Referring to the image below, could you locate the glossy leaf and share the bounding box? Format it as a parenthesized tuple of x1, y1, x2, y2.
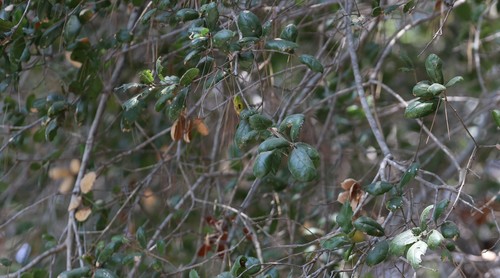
(445, 76, 464, 87)
(295, 143, 320, 166)
(280, 24, 298, 42)
(390, 229, 418, 256)
(168, 88, 187, 121)
(279, 114, 305, 141)
(386, 196, 403, 211)
(425, 53, 444, 84)
(321, 234, 351, 250)
(440, 221, 460, 239)
(45, 119, 58, 141)
(180, 68, 200, 86)
(336, 201, 353, 233)
(248, 114, 273, 130)
(407, 240, 428, 269)
(258, 137, 290, 153)
(288, 146, 317, 182)
(299, 54, 324, 73)
(203, 2, 219, 30)
(399, 162, 420, 187)
(353, 216, 385, 237)
(57, 267, 91, 278)
(265, 39, 298, 54)
(492, 109, 500, 127)
(39, 22, 64, 48)
(253, 151, 275, 178)
(234, 121, 258, 150)
(136, 226, 146, 248)
(404, 98, 439, 118)
(213, 29, 234, 48)
(94, 268, 119, 278)
(64, 15, 82, 42)
(366, 240, 389, 266)
(364, 181, 393, 196)
(427, 83, 447, 96)
(238, 11, 262, 38)
(176, 8, 199, 22)
(433, 199, 449, 222)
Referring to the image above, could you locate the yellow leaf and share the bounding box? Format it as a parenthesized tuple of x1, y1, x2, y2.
(69, 159, 81, 175)
(80, 172, 96, 194)
(75, 206, 92, 222)
(59, 177, 74, 195)
(49, 167, 71, 180)
(68, 196, 82, 211)
(233, 95, 247, 115)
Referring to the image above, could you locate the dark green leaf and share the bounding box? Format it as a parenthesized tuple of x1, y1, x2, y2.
(238, 11, 262, 38)
(321, 234, 351, 250)
(280, 24, 298, 42)
(399, 162, 420, 187)
(0, 257, 12, 267)
(114, 83, 146, 94)
(234, 120, 258, 150)
(366, 240, 389, 266)
(406, 241, 428, 269)
(45, 119, 58, 142)
(136, 226, 146, 248)
(213, 29, 234, 48)
(288, 147, 317, 182)
(216, 272, 234, 278)
(180, 68, 200, 86)
(176, 8, 199, 22)
(390, 229, 418, 256)
(440, 221, 460, 239)
(353, 216, 385, 237)
(168, 88, 188, 121)
(39, 22, 64, 48)
(433, 199, 449, 222)
(295, 143, 320, 166)
(64, 15, 82, 43)
(425, 53, 444, 84)
(404, 0, 415, 13)
(412, 81, 431, 98)
(299, 54, 324, 73)
(203, 2, 219, 30)
(445, 76, 464, 87)
(279, 114, 305, 141)
(264, 39, 298, 54)
(386, 196, 403, 211)
(57, 267, 91, 278)
(427, 83, 446, 96)
(364, 181, 393, 196)
(253, 151, 275, 178)
(258, 137, 290, 153)
(115, 29, 133, 43)
(384, 5, 399, 14)
(248, 114, 273, 130)
(94, 268, 119, 278)
(404, 97, 439, 118)
(337, 202, 353, 233)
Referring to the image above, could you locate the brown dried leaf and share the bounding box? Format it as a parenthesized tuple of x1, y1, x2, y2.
(49, 167, 71, 180)
(171, 116, 185, 141)
(68, 196, 82, 211)
(183, 120, 193, 143)
(80, 171, 96, 194)
(193, 118, 209, 136)
(338, 178, 364, 210)
(75, 206, 92, 222)
(59, 177, 74, 195)
(69, 159, 81, 175)
(341, 178, 358, 190)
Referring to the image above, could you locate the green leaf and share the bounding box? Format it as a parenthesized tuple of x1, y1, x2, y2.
(57, 267, 91, 278)
(234, 120, 258, 150)
(366, 240, 389, 266)
(279, 114, 305, 141)
(404, 97, 439, 118)
(253, 151, 275, 178)
(353, 216, 385, 237)
(64, 15, 82, 43)
(258, 137, 290, 153)
(280, 24, 298, 42)
(403, 0, 415, 13)
(154, 85, 176, 112)
(364, 181, 393, 196)
(299, 54, 324, 73)
(433, 199, 449, 222)
(203, 2, 219, 30)
(406, 241, 428, 269)
(168, 88, 188, 121)
(425, 53, 444, 84)
(0, 257, 12, 267)
(427, 83, 447, 96)
(248, 114, 273, 130)
(180, 68, 200, 86)
(412, 81, 431, 98)
(399, 162, 420, 188)
(492, 109, 500, 127)
(115, 29, 133, 43)
(139, 69, 154, 85)
(213, 29, 234, 48)
(288, 147, 317, 182)
(136, 226, 146, 248)
(445, 76, 464, 87)
(427, 229, 444, 249)
(321, 234, 351, 250)
(440, 221, 460, 239)
(336, 202, 353, 233)
(114, 83, 146, 94)
(176, 8, 199, 22)
(264, 39, 298, 54)
(48, 101, 67, 117)
(94, 268, 119, 278)
(45, 119, 58, 142)
(39, 21, 64, 48)
(295, 143, 320, 166)
(420, 204, 434, 230)
(386, 196, 403, 211)
(189, 269, 200, 278)
(238, 11, 262, 38)
(390, 229, 418, 256)
(216, 272, 234, 278)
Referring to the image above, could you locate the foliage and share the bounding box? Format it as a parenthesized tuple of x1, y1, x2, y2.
(1, 0, 499, 277)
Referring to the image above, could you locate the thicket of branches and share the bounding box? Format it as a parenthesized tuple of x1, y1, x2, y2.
(1, 0, 499, 277)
